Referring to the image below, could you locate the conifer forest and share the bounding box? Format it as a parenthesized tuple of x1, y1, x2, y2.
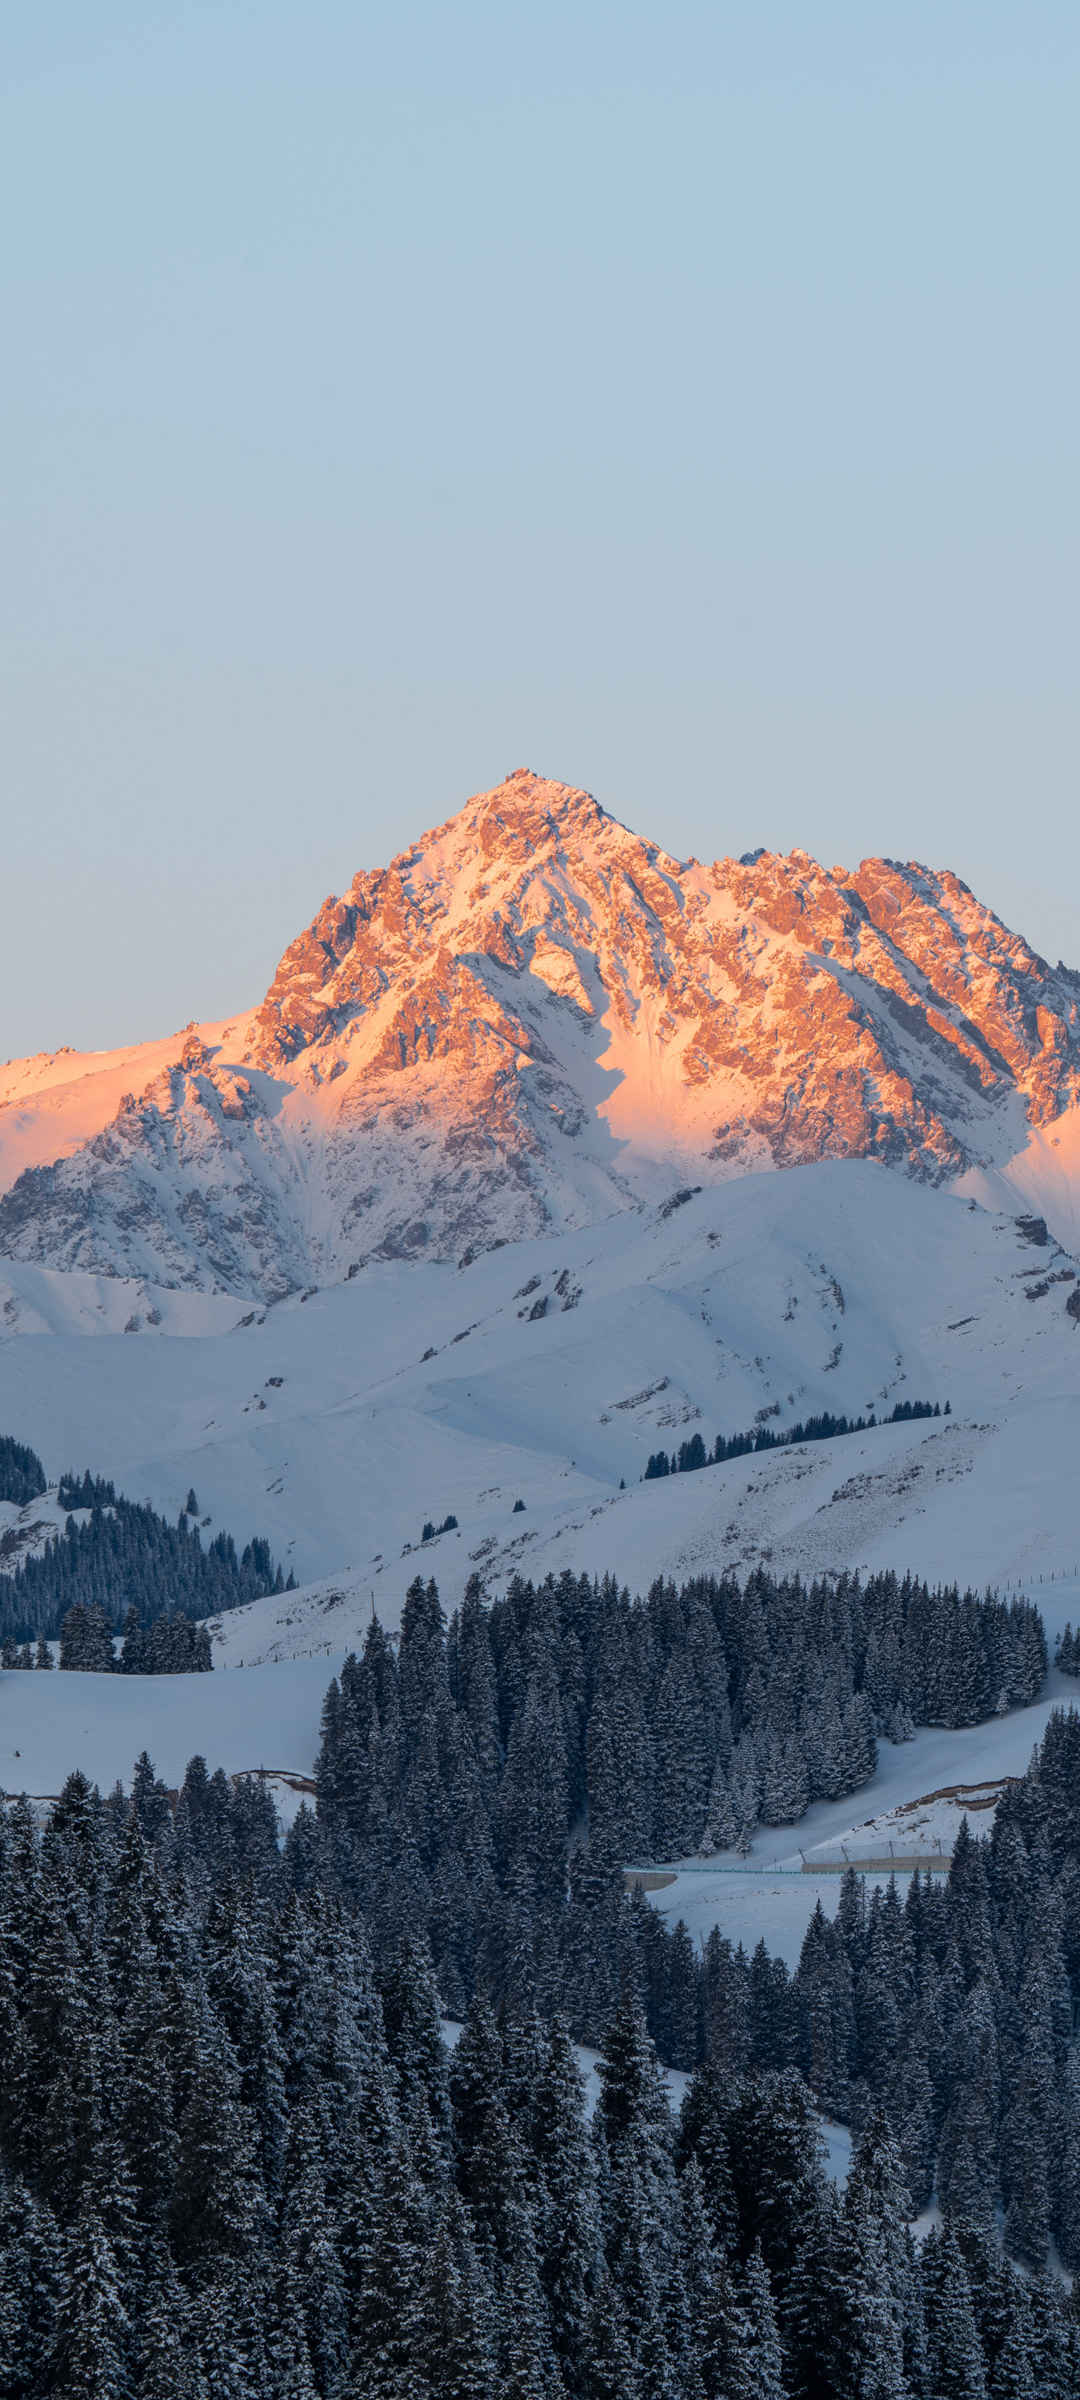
(3, 1558, 1080, 2394)
(0, 1475, 291, 1653)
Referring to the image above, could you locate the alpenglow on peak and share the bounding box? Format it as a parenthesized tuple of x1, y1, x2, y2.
(0, 768, 1078, 1295)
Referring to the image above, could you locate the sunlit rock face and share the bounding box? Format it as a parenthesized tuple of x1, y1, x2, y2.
(2, 768, 1079, 1295)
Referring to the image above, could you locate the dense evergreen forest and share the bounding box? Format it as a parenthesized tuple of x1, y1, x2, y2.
(310, 1568, 1076, 2267)
(0, 1554, 1072, 2391)
(0, 1435, 47, 1507)
(0, 1471, 292, 1649)
(644, 1397, 947, 1481)
(2, 1713, 1080, 2394)
(315, 1566, 1045, 1949)
(787, 1711, 1080, 2274)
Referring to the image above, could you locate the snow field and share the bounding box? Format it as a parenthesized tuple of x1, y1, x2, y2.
(0, 1656, 339, 1801)
(3, 1162, 1078, 1677)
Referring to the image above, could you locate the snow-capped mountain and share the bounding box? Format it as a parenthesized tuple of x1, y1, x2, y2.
(3, 768, 1080, 1299)
(8, 761, 1080, 2293)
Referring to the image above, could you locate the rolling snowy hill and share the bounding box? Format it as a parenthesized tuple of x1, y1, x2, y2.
(0, 1160, 1078, 1661)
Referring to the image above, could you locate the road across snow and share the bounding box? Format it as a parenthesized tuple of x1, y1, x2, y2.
(644, 1636, 1080, 1966)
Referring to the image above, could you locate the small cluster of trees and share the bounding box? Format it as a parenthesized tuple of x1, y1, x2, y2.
(787, 1709, 1080, 2277)
(1056, 1623, 1080, 1675)
(58, 1601, 212, 1673)
(0, 1634, 52, 1671)
(56, 1469, 118, 1510)
(2, 1607, 213, 1672)
(0, 1467, 292, 1648)
(420, 1512, 459, 1542)
(644, 1398, 948, 1482)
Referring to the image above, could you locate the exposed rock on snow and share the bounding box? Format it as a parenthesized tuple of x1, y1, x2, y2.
(3, 771, 1080, 1295)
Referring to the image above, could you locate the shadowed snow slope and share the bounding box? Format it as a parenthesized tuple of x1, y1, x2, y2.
(0, 1162, 1078, 1667)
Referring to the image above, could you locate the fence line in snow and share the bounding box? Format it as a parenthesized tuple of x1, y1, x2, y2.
(625, 1851, 953, 1888)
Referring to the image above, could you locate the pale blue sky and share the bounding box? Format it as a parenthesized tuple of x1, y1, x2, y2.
(3, 3, 1077, 1055)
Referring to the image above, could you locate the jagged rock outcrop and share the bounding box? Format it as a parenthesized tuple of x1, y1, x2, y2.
(2, 769, 1078, 1295)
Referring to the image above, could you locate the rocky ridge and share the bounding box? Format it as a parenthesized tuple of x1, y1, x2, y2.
(2, 769, 1079, 1296)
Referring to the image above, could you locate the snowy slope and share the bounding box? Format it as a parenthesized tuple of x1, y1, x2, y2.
(0, 1015, 254, 1187)
(0, 1655, 336, 1800)
(0, 1257, 245, 1339)
(1, 1161, 1078, 1651)
(0, 1163, 1076, 1634)
(957, 1101, 1080, 1258)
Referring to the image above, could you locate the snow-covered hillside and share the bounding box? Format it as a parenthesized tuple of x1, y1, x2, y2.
(1, 1162, 1078, 1660)
(4, 769, 1080, 1296)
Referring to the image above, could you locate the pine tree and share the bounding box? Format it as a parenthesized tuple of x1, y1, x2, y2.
(453, 1575, 503, 1798)
(48, 2203, 132, 2400)
(498, 1669, 569, 1917)
(922, 2224, 988, 2400)
(531, 2016, 599, 2388)
(130, 1749, 172, 1842)
(700, 1759, 739, 1855)
(594, 1996, 683, 2395)
(378, 1934, 454, 2156)
(415, 2203, 498, 2400)
(580, 2273, 636, 2400)
(843, 2110, 912, 2400)
(169, 1998, 262, 2273)
(349, 2133, 434, 2399)
(737, 2244, 785, 2400)
(796, 1901, 852, 2115)
(0, 2174, 59, 2400)
(137, 2261, 199, 2400)
(450, 1992, 530, 2268)
(267, 2270, 321, 2400)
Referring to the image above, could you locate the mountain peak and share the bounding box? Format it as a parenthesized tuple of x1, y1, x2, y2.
(3, 769, 1080, 1296)
(407, 767, 616, 868)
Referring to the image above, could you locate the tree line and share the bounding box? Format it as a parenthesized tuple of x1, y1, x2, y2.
(1, 1609, 213, 1674)
(644, 1398, 947, 1482)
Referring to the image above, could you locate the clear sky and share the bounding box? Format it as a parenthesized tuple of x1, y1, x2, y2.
(3, 2, 1077, 1056)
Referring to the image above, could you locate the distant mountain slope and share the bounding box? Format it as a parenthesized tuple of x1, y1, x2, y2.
(1, 1163, 1077, 1643)
(2, 770, 1080, 1296)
